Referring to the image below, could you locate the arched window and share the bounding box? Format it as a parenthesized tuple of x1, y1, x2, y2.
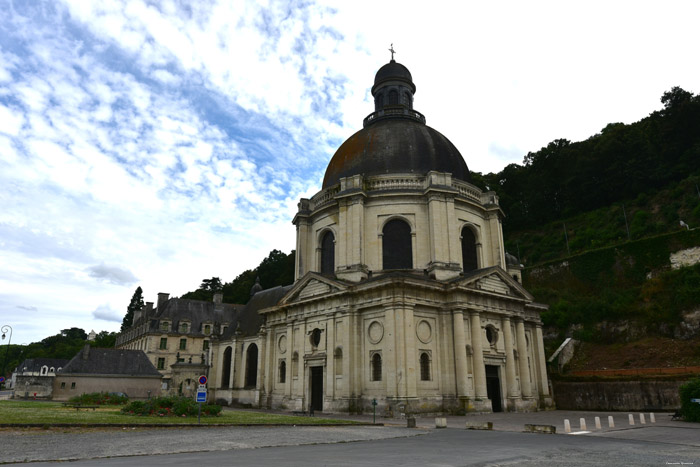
(461, 226, 478, 272)
(403, 92, 412, 109)
(279, 360, 286, 384)
(382, 219, 412, 270)
(320, 231, 335, 275)
(375, 93, 384, 109)
(420, 353, 431, 381)
(40, 366, 48, 376)
(245, 344, 258, 388)
(221, 346, 232, 388)
(371, 353, 382, 381)
(388, 89, 398, 106)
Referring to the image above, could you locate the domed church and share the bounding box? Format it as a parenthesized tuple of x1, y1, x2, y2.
(222, 58, 555, 415)
(121, 58, 553, 414)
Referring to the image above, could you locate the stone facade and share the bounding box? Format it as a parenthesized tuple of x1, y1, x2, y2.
(52, 345, 162, 401)
(116, 293, 240, 395)
(120, 59, 553, 415)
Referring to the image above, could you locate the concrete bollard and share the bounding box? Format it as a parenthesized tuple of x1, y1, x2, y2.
(564, 419, 571, 433)
(639, 413, 646, 425)
(579, 418, 587, 431)
(628, 414, 635, 426)
(465, 421, 493, 430)
(650, 413, 656, 423)
(524, 424, 556, 434)
(595, 416, 601, 429)
(435, 417, 447, 429)
(407, 416, 416, 428)
(608, 416, 615, 428)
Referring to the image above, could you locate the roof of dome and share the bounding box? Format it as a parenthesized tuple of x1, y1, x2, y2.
(373, 60, 415, 93)
(322, 118, 470, 188)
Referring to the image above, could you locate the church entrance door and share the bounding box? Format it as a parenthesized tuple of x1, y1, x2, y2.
(310, 366, 323, 413)
(485, 365, 502, 412)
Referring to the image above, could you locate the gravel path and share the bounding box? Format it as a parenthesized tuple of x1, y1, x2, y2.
(0, 425, 427, 464)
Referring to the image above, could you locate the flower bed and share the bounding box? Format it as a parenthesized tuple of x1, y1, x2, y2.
(121, 396, 221, 417)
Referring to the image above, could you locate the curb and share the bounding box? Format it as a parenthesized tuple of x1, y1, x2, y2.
(0, 422, 383, 428)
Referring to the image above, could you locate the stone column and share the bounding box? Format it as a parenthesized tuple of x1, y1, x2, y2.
(534, 324, 550, 396)
(515, 318, 532, 398)
(501, 316, 518, 398)
(326, 315, 336, 400)
(285, 323, 293, 398)
(384, 306, 397, 398)
(293, 208, 310, 280)
(452, 309, 469, 397)
(230, 337, 238, 389)
(403, 305, 417, 398)
(469, 311, 488, 398)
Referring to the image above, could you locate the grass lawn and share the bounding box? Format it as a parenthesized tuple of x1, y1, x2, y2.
(0, 401, 360, 426)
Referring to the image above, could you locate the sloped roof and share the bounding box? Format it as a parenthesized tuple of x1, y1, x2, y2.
(150, 299, 241, 333)
(16, 358, 69, 373)
(223, 285, 293, 338)
(61, 345, 161, 377)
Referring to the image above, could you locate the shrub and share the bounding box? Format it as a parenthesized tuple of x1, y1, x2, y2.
(679, 377, 700, 422)
(121, 396, 221, 417)
(69, 392, 128, 405)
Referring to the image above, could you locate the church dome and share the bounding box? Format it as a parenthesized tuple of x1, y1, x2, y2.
(322, 60, 470, 188)
(323, 118, 470, 188)
(372, 60, 415, 94)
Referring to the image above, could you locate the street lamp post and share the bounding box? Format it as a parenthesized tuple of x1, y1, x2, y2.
(1, 325, 12, 388)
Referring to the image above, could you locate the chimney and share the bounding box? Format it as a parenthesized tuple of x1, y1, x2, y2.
(213, 293, 223, 304)
(133, 306, 143, 323)
(145, 302, 154, 316)
(82, 344, 90, 361)
(157, 293, 170, 311)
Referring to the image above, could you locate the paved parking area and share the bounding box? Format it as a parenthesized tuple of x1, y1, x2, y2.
(1, 409, 698, 464)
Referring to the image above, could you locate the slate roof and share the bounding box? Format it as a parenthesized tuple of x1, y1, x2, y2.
(61, 345, 161, 377)
(149, 299, 241, 334)
(16, 358, 69, 374)
(222, 285, 293, 338)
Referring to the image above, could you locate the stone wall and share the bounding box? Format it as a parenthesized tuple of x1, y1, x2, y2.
(13, 375, 55, 399)
(553, 380, 687, 411)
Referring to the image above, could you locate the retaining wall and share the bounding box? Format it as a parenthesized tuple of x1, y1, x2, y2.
(553, 380, 688, 411)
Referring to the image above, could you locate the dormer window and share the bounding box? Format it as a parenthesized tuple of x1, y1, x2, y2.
(161, 321, 170, 332)
(180, 322, 189, 333)
(204, 324, 211, 335)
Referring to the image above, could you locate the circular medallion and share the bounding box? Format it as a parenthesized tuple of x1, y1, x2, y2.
(368, 321, 384, 344)
(278, 334, 287, 354)
(416, 320, 432, 344)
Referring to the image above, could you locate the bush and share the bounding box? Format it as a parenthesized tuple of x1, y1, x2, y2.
(69, 392, 128, 405)
(121, 396, 221, 417)
(679, 377, 700, 422)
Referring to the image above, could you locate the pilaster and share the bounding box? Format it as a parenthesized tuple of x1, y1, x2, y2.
(469, 311, 488, 399)
(515, 318, 532, 398)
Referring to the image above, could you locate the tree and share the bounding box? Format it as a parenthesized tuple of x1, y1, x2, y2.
(200, 277, 223, 292)
(93, 331, 118, 348)
(121, 286, 144, 331)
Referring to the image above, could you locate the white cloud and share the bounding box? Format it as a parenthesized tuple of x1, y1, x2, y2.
(87, 264, 139, 286)
(92, 304, 122, 322)
(1, 0, 698, 344)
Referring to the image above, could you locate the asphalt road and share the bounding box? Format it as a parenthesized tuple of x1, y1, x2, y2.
(9, 426, 700, 467)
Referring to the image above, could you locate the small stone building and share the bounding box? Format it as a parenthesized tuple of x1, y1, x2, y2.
(12, 358, 68, 399)
(52, 345, 162, 401)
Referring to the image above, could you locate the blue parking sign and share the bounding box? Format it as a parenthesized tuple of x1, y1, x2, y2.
(196, 390, 207, 403)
